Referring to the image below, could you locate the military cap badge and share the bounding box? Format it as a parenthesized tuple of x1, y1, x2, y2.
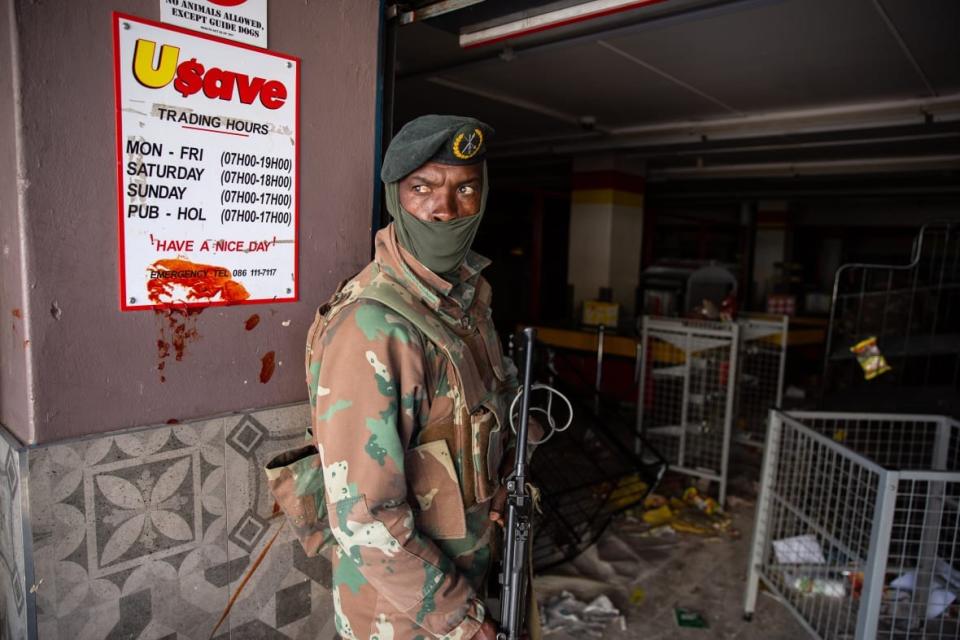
(452, 127, 484, 160)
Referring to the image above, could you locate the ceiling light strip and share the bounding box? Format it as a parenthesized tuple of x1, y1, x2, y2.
(650, 154, 960, 179)
(459, 0, 669, 49)
(612, 93, 960, 136)
(395, 0, 487, 25)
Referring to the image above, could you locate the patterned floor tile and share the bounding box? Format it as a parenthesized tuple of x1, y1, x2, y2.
(105, 588, 151, 640)
(224, 534, 334, 638)
(282, 587, 338, 640)
(223, 410, 310, 562)
(29, 418, 228, 639)
(292, 541, 332, 589)
(15, 406, 328, 640)
(275, 580, 311, 628)
(0, 429, 29, 640)
(227, 509, 270, 555)
(203, 555, 248, 588)
(133, 560, 229, 639)
(228, 619, 290, 639)
(88, 451, 201, 573)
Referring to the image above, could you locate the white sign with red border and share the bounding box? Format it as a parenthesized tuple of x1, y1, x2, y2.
(160, 0, 268, 48)
(114, 13, 299, 311)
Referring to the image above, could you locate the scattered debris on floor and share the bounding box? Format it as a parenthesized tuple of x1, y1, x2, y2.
(531, 480, 810, 639)
(883, 557, 960, 622)
(785, 573, 846, 598)
(772, 533, 825, 564)
(620, 486, 738, 538)
(769, 533, 960, 623)
(531, 477, 765, 637)
(674, 607, 709, 629)
(540, 591, 622, 637)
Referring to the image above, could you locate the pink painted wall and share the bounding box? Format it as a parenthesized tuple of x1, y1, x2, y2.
(0, 0, 31, 442)
(2, 0, 381, 444)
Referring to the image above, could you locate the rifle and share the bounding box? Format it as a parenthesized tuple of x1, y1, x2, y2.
(497, 327, 537, 640)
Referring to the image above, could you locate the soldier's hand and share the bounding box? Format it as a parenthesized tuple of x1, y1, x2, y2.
(527, 415, 545, 444)
(470, 617, 499, 640)
(492, 414, 545, 527)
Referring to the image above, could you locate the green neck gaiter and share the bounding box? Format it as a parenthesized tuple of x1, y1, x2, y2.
(385, 164, 488, 279)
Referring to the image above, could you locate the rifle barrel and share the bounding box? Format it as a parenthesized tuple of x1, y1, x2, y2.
(498, 327, 536, 640)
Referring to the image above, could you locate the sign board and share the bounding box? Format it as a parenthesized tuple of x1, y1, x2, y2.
(113, 13, 299, 311)
(160, 0, 268, 48)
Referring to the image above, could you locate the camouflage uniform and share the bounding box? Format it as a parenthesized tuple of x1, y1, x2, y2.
(305, 224, 516, 640)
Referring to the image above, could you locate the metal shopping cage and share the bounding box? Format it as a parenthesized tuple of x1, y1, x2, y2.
(638, 316, 739, 504)
(822, 220, 960, 418)
(735, 316, 789, 446)
(637, 315, 787, 503)
(744, 410, 960, 639)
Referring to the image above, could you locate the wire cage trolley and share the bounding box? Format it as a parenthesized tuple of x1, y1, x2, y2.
(637, 315, 787, 504)
(735, 316, 789, 446)
(637, 316, 740, 505)
(822, 220, 960, 417)
(744, 411, 960, 640)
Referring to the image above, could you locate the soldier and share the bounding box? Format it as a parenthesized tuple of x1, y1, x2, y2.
(306, 115, 515, 640)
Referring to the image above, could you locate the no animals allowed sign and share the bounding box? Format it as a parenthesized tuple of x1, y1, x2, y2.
(160, 0, 268, 48)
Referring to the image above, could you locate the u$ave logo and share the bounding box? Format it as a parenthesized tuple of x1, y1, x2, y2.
(132, 39, 287, 110)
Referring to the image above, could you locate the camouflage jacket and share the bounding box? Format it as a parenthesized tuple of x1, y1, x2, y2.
(305, 224, 517, 640)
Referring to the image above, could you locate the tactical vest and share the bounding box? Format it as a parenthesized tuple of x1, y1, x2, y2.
(268, 262, 513, 557)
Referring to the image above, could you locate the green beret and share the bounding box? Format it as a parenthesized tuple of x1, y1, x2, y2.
(381, 114, 494, 183)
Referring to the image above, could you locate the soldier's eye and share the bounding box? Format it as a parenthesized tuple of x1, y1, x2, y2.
(412, 185, 430, 194)
(459, 185, 476, 195)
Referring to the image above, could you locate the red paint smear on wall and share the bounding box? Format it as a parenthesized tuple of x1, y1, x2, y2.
(147, 258, 250, 306)
(260, 351, 276, 383)
(245, 314, 261, 331)
(154, 307, 203, 382)
(11, 309, 21, 319)
(148, 258, 250, 382)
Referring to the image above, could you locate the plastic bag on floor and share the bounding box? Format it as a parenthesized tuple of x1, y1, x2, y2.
(541, 591, 621, 637)
(887, 560, 959, 621)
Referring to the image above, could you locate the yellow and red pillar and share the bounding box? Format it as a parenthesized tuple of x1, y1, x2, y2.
(567, 158, 646, 320)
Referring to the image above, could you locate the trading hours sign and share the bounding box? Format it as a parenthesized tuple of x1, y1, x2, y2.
(113, 13, 299, 311)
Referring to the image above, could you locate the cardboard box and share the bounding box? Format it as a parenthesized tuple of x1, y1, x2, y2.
(582, 300, 619, 327)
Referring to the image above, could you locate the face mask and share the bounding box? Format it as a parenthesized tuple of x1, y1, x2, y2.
(385, 163, 488, 279)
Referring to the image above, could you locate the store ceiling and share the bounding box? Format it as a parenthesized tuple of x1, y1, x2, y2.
(393, 0, 960, 181)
